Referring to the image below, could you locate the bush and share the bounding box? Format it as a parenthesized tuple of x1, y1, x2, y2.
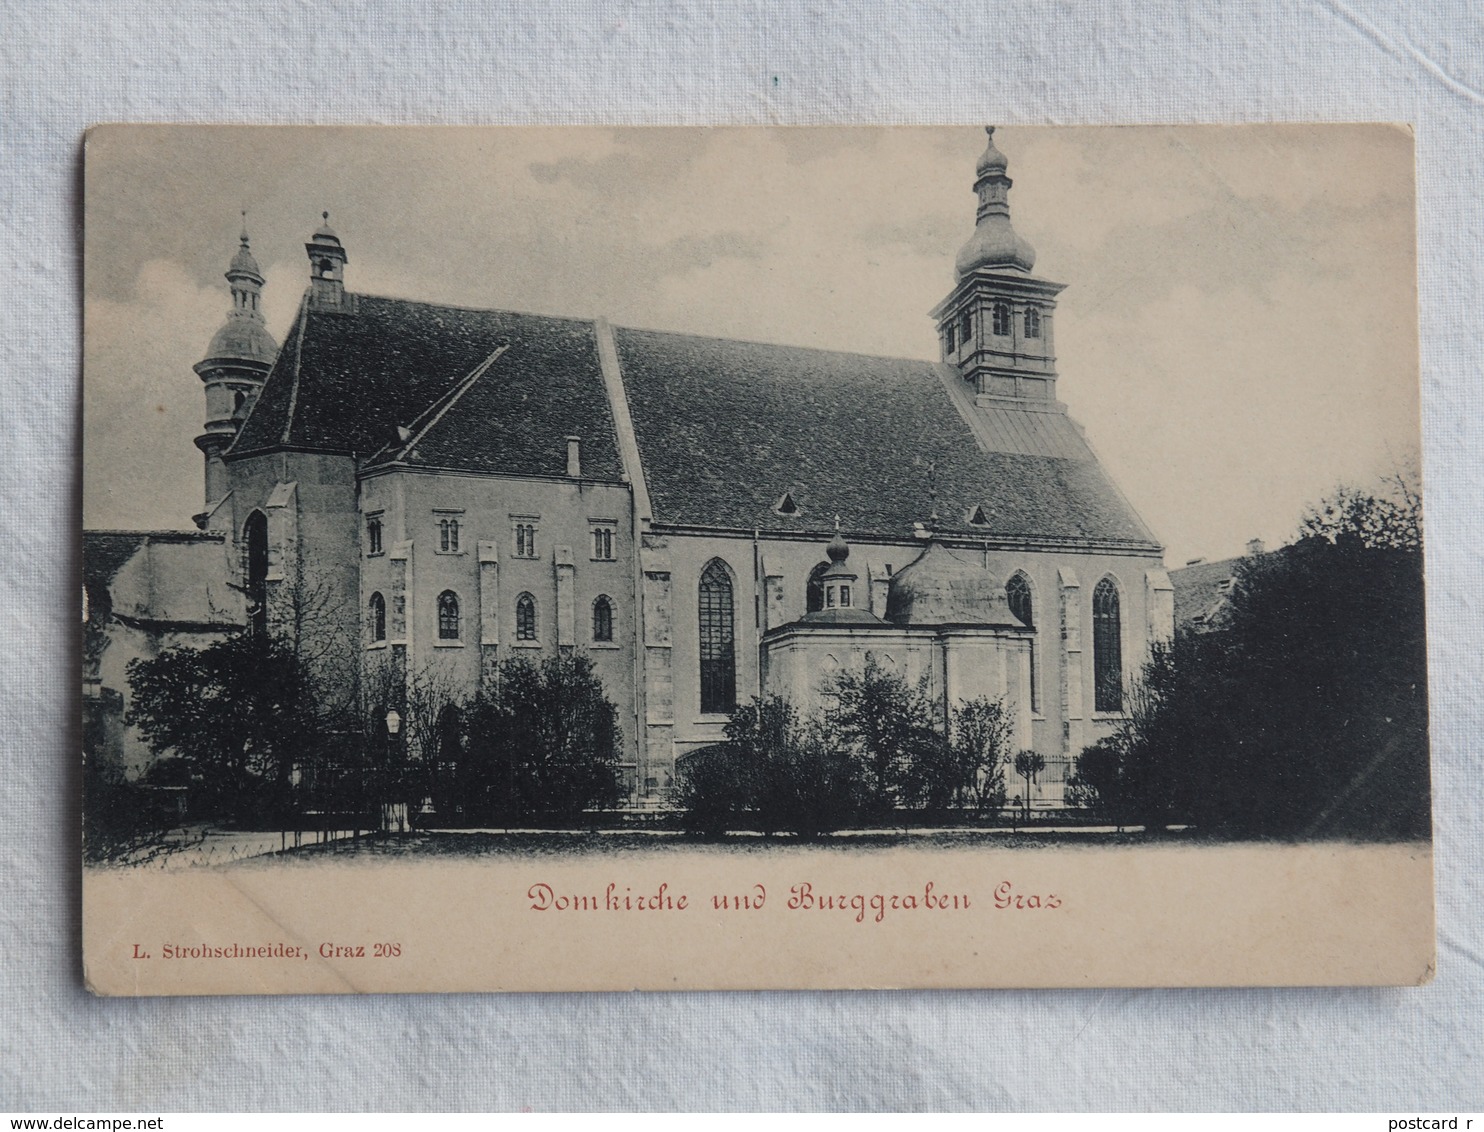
(671, 697, 867, 837)
(460, 653, 624, 824)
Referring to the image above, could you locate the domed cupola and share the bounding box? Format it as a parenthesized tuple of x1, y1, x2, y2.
(799, 522, 888, 626)
(931, 127, 1067, 409)
(885, 539, 1022, 628)
(194, 218, 278, 516)
(954, 127, 1037, 277)
(202, 223, 278, 366)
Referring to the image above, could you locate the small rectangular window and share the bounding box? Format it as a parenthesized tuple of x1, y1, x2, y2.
(434, 510, 464, 554)
(944, 323, 956, 354)
(512, 518, 539, 559)
(591, 524, 616, 561)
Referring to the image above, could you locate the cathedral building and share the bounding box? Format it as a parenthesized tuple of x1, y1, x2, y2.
(164, 128, 1173, 806)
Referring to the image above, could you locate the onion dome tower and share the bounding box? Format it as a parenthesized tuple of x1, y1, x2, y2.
(194, 217, 278, 513)
(799, 521, 887, 626)
(929, 127, 1067, 409)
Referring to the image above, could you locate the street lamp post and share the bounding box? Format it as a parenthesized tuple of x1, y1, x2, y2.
(385, 709, 404, 834)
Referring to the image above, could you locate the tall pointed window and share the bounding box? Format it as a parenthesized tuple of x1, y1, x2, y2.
(368, 592, 386, 643)
(1024, 306, 1042, 339)
(805, 561, 831, 613)
(1006, 572, 1038, 712)
(992, 302, 1012, 337)
(244, 510, 268, 638)
(592, 595, 614, 642)
(698, 559, 736, 714)
(516, 593, 537, 641)
(959, 308, 973, 345)
(1093, 577, 1123, 712)
(437, 591, 461, 641)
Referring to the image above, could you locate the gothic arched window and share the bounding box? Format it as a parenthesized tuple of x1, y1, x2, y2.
(243, 510, 268, 638)
(1093, 577, 1123, 712)
(516, 592, 537, 641)
(1024, 306, 1042, 339)
(368, 592, 386, 643)
(992, 302, 1012, 337)
(699, 559, 736, 714)
(437, 590, 461, 641)
(593, 595, 614, 642)
(806, 561, 831, 613)
(1006, 572, 1038, 712)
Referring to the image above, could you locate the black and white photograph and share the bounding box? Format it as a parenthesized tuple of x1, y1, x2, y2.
(80, 124, 1432, 993)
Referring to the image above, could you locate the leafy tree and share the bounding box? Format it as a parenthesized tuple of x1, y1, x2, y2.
(124, 633, 327, 824)
(901, 696, 1012, 815)
(1080, 474, 1429, 840)
(827, 655, 941, 813)
(671, 695, 866, 837)
(461, 653, 623, 822)
(1012, 749, 1047, 822)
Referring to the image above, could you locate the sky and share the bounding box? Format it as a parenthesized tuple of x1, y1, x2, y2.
(82, 124, 1420, 567)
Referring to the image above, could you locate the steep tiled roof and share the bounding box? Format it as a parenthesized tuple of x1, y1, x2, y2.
(82, 531, 238, 630)
(227, 292, 1157, 548)
(83, 532, 151, 594)
(232, 296, 624, 481)
(613, 328, 1158, 546)
(1170, 548, 1289, 631)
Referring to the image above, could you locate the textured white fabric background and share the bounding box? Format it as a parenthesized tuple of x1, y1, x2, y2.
(3, 0, 1481, 1112)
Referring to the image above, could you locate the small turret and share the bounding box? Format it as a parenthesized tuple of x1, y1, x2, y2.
(194, 217, 277, 515)
(799, 520, 887, 626)
(306, 211, 349, 310)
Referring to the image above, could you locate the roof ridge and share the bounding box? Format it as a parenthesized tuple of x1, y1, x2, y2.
(279, 293, 311, 447)
(84, 529, 223, 539)
(348, 290, 948, 369)
(348, 291, 599, 325)
(387, 342, 512, 462)
(613, 321, 940, 368)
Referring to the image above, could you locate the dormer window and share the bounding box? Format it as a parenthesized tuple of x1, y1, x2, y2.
(1024, 306, 1042, 339)
(773, 492, 800, 517)
(967, 504, 990, 527)
(992, 302, 1012, 337)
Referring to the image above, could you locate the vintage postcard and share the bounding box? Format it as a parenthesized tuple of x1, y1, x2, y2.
(82, 125, 1432, 994)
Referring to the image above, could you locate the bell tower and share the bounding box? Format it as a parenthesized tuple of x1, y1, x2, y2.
(306, 211, 350, 311)
(194, 217, 277, 515)
(930, 128, 1067, 410)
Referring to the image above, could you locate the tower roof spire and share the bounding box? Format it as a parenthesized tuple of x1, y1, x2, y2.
(954, 125, 1036, 277)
